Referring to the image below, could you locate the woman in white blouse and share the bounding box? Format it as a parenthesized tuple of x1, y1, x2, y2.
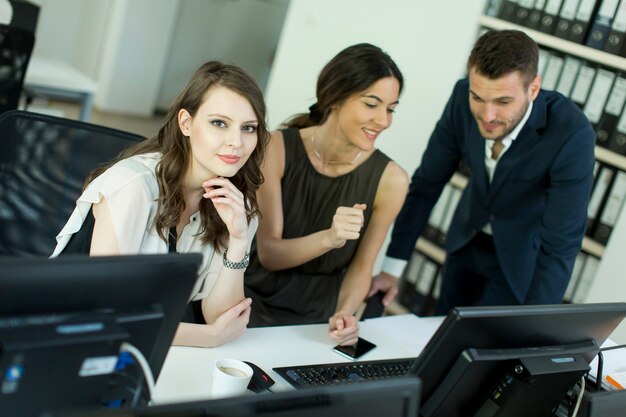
(51, 61, 270, 347)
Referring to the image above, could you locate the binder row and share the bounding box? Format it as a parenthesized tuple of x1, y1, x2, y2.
(586, 162, 626, 245)
(399, 164, 468, 314)
(402, 242, 604, 307)
(537, 45, 626, 155)
(398, 251, 442, 316)
(563, 251, 601, 302)
(420, 177, 464, 248)
(485, 0, 626, 58)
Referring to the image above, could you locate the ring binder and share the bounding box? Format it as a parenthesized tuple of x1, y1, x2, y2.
(586, 0, 621, 50)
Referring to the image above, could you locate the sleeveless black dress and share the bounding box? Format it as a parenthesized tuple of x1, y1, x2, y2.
(244, 128, 391, 326)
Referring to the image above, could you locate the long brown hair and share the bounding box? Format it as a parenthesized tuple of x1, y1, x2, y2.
(283, 43, 404, 129)
(86, 61, 270, 250)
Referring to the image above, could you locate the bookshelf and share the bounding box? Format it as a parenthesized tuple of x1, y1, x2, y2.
(478, 15, 626, 70)
(394, 1, 626, 316)
(596, 145, 626, 171)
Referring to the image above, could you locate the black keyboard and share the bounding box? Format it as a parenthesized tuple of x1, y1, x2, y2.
(273, 357, 415, 388)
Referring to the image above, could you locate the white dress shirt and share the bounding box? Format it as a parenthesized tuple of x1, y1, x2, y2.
(51, 152, 258, 301)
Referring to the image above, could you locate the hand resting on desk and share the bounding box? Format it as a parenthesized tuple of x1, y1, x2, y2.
(328, 312, 359, 346)
(174, 298, 252, 347)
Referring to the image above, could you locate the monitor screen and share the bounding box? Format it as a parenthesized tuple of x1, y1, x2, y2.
(58, 377, 421, 417)
(411, 303, 626, 417)
(0, 253, 201, 417)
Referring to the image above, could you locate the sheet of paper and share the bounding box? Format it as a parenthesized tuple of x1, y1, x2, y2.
(364, 314, 444, 355)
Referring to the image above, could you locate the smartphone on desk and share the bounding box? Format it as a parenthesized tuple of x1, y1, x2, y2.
(333, 337, 377, 361)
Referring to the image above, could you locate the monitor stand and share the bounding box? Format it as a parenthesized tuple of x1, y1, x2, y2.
(422, 340, 597, 417)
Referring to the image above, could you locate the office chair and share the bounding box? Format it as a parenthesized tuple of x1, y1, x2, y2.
(0, 23, 34, 114)
(0, 110, 145, 256)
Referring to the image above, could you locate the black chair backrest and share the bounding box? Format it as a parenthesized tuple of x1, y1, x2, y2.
(0, 23, 34, 114)
(0, 110, 145, 256)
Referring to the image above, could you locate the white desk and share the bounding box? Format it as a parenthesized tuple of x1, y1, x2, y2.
(24, 57, 98, 122)
(153, 314, 443, 405)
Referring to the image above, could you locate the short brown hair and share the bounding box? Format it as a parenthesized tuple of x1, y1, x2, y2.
(467, 30, 538, 87)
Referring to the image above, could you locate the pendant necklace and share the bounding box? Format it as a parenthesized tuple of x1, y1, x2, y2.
(310, 131, 362, 165)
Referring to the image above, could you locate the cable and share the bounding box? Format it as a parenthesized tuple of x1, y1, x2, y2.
(594, 343, 626, 392)
(570, 376, 585, 417)
(600, 343, 626, 352)
(119, 342, 156, 405)
(596, 351, 604, 392)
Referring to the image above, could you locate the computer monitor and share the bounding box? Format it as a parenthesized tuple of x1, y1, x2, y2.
(580, 389, 626, 417)
(0, 253, 201, 417)
(411, 303, 626, 417)
(59, 377, 421, 417)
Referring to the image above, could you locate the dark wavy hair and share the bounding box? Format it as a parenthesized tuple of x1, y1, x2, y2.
(282, 43, 404, 128)
(86, 61, 270, 250)
(467, 30, 538, 87)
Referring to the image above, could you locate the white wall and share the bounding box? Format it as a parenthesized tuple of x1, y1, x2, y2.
(94, 0, 180, 115)
(30, 0, 112, 80)
(30, 0, 82, 64)
(30, 0, 180, 115)
(586, 212, 626, 343)
(156, 0, 289, 111)
(72, 1, 113, 80)
(32, 0, 111, 79)
(29, 0, 288, 116)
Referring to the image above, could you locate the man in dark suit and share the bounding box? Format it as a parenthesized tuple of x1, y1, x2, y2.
(370, 30, 595, 314)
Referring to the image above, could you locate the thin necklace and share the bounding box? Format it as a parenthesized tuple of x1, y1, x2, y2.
(310, 130, 363, 165)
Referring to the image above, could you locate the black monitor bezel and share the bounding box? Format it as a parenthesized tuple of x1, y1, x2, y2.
(0, 253, 201, 378)
(59, 377, 422, 417)
(411, 302, 626, 412)
(581, 388, 626, 417)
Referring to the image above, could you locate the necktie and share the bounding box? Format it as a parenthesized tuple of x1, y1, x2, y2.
(490, 139, 504, 160)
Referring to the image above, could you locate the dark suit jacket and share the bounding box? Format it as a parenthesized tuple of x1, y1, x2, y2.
(387, 78, 595, 303)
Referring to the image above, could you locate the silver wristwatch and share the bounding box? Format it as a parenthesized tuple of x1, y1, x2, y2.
(222, 248, 250, 269)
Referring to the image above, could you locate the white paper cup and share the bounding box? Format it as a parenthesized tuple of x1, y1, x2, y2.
(210, 358, 253, 398)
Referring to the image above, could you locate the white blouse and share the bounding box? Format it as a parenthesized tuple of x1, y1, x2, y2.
(51, 152, 258, 301)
